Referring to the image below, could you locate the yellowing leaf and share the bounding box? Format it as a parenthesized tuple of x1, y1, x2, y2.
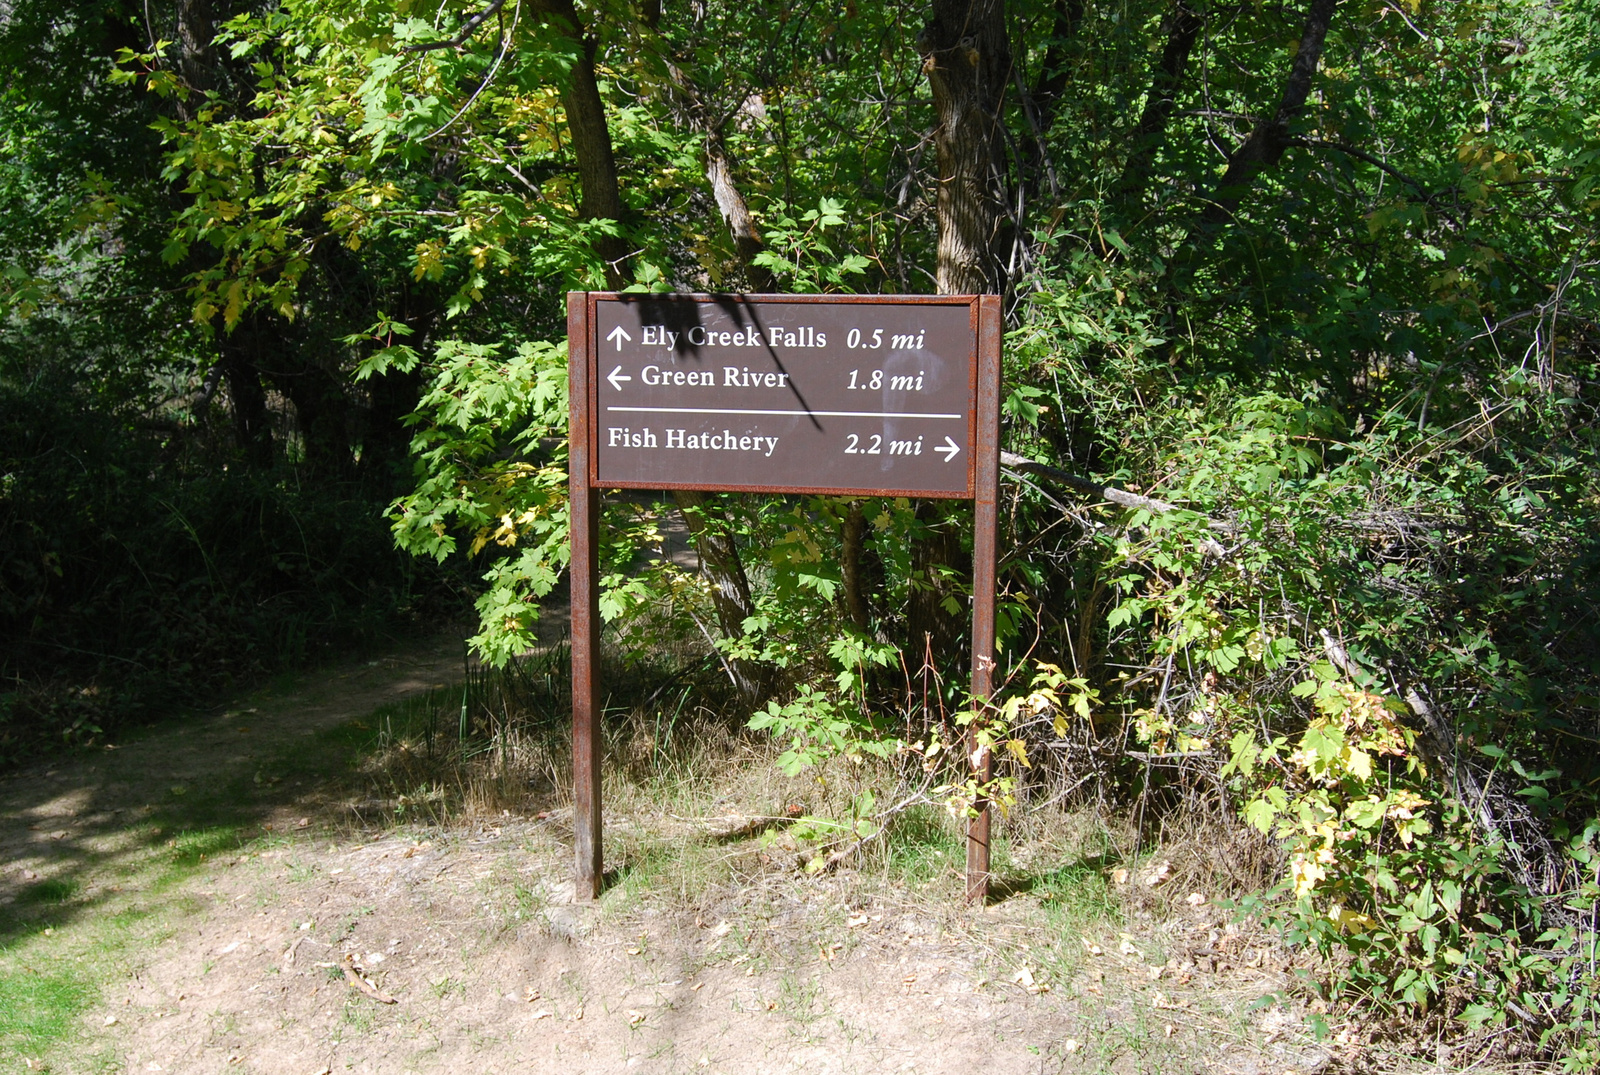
(1291, 852, 1327, 898)
(223, 279, 245, 329)
(1329, 906, 1374, 934)
(413, 240, 445, 282)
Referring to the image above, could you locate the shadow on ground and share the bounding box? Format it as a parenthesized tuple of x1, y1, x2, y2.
(0, 636, 470, 950)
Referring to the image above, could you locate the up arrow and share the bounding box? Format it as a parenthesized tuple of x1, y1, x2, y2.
(935, 436, 961, 462)
(606, 365, 632, 392)
(606, 325, 633, 351)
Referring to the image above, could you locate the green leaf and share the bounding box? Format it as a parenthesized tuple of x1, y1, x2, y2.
(1244, 797, 1279, 833)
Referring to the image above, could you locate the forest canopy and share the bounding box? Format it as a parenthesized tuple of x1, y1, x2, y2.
(1, 0, 1597, 1057)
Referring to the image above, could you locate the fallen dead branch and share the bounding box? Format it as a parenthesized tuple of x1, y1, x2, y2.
(281, 934, 307, 968)
(1000, 451, 1447, 551)
(1000, 451, 1237, 535)
(1001, 451, 1231, 558)
(1320, 628, 1568, 897)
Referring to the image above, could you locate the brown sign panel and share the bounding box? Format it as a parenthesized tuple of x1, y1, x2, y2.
(582, 294, 980, 498)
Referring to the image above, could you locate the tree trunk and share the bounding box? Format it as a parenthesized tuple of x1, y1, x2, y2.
(533, 0, 631, 288)
(671, 489, 765, 702)
(1113, 0, 1204, 215)
(910, 0, 1011, 674)
(270, 362, 352, 476)
(217, 330, 274, 469)
(533, 3, 766, 693)
(904, 499, 967, 672)
(174, 0, 215, 122)
(918, 0, 1013, 296)
(841, 501, 870, 632)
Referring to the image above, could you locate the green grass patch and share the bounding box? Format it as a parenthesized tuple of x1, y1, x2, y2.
(881, 805, 962, 885)
(0, 728, 324, 1063)
(1033, 861, 1123, 931)
(0, 956, 96, 1061)
(168, 826, 244, 868)
(16, 878, 78, 905)
(0, 834, 234, 1065)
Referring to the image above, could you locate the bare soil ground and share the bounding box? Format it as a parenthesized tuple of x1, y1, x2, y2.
(1, 636, 1361, 1075)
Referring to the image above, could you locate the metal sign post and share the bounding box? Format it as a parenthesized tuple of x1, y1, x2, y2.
(567, 292, 1001, 902)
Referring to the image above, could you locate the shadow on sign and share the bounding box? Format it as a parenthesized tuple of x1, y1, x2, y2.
(615, 294, 819, 427)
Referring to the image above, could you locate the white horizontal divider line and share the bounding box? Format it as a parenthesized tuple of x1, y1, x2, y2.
(604, 406, 964, 419)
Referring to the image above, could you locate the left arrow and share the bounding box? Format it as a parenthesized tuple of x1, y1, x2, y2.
(606, 325, 633, 351)
(607, 365, 633, 392)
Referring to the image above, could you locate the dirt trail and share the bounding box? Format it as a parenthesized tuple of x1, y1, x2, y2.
(1, 639, 467, 899)
(1, 637, 1337, 1075)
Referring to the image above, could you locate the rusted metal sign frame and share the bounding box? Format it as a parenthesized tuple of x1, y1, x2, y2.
(568, 291, 1001, 903)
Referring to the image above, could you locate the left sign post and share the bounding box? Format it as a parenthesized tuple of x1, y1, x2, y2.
(567, 292, 604, 900)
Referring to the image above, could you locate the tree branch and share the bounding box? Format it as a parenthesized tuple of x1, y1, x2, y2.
(1288, 136, 1465, 228)
(1001, 450, 1438, 549)
(1029, 0, 1085, 132)
(1290, 137, 1429, 200)
(527, 0, 629, 287)
(1172, 0, 1339, 264)
(1012, 0, 1084, 204)
(400, 0, 507, 53)
(1113, 0, 1204, 213)
(657, 56, 776, 291)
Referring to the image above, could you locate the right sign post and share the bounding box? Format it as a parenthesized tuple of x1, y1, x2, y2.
(568, 292, 1003, 903)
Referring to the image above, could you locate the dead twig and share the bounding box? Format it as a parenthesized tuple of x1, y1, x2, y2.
(1000, 452, 1234, 531)
(282, 934, 308, 968)
(1001, 451, 1445, 553)
(342, 955, 398, 1004)
(690, 811, 803, 843)
(819, 791, 930, 872)
(1322, 629, 1570, 897)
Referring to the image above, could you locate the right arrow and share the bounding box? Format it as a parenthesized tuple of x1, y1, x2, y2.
(936, 436, 961, 462)
(606, 325, 633, 351)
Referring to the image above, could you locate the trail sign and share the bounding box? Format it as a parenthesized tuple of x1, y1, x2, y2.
(567, 292, 1002, 905)
(582, 294, 984, 497)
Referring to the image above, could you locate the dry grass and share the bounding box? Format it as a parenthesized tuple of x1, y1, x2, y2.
(310, 644, 1570, 1075)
